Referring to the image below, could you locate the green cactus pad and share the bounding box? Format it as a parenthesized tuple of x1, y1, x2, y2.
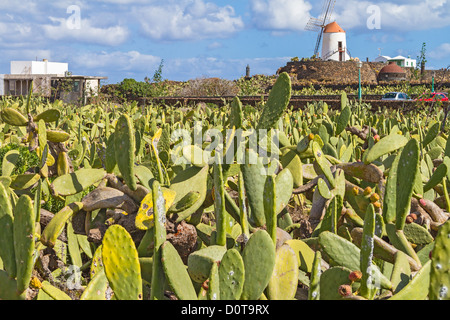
(52, 168, 106, 196)
(390, 251, 412, 294)
(267, 244, 299, 300)
(336, 106, 351, 136)
(10, 173, 40, 190)
(0, 182, 16, 278)
(240, 230, 276, 300)
(40, 280, 72, 300)
(241, 150, 267, 227)
(135, 188, 176, 230)
(389, 260, 431, 300)
(0, 270, 19, 300)
(423, 162, 447, 193)
(359, 204, 377, 299)
(317, 178, 332, 199)
(363, 134, 408, 164)
(1, 108, 28, 126)
(46, 130, 71, 143)
(229, 96, 243, 129)
(80, 268, 109, 300)
(13, 195, 36, 294)
(423, 122, 440, 148)
(90, 244, 104, 279)
(319, 231, 360, 271)
(320, 266, 353, 300)
(105, 133, 117, 173)
(161, 241, 197, 300)
(40, 202, 83, 248)
(102, 224, 142, 300)
(218, 248, 245, 300)
(114, 114, 137, 191)
(280, 149, 303, 188)
(33, 109, 61, 123)
(395, 139, 419, 231)
(403, 222, 434, 245)
(170, 165, 208, 222)
(208, 260, 220, 300)
(168, 191, 200, 214)
(2, 149, 20, 177)
(256, 72, 291, 130)
(285, 239, 315, 273)
(312, 141, 335, 188)
(429, 220, 450, 300)
(308, 250, 322, 300)
(187, 245, 227, 284)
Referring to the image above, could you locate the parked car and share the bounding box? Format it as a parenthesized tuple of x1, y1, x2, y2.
(414, 92, 449, 102)
(381, 92, 411, 101)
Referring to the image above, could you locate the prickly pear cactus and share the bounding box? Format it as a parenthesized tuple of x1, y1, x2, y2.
(429, 220, 450, 300)
(161, 241, 197, 300)
(267, 244, 299, 300)
(256, 72, 291, 131)
(114, 114, 137, 191)
(240, 230, 276, 300)
(102, 225, 142, 300)
(218, 248, 245, 300)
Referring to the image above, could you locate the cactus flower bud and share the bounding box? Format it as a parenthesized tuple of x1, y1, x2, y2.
(363, 186, 372, 196)
(370, 193, 380, 203)
(405, 215, 414, 224)
(30, 277, 42, 289)
(349, 270, 362, 282)
(338, 284, 352, 297)
(373, 134, 380, 142)
(419, 198, 427, 207)
(308, 133, 315, 140)
(373, 201, 381, 209)
(352, 187, 359, 196)
(409, 213, 417, 221)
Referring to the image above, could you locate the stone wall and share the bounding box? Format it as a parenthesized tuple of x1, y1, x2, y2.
(277, 60, 450, 86)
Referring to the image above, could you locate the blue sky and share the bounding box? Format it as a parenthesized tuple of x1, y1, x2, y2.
(0, 0, 449, 84)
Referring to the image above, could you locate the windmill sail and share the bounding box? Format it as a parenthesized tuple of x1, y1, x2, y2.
(305, 0, 336, 57)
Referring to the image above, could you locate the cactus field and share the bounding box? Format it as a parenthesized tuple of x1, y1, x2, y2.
(0, 72, 449, 301)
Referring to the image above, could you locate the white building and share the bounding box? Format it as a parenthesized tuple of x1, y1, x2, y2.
(389, 55, 416, 68)
(321, 21, 351, 62)
(373, 55, 417, 68)
(374, 55, 391, 63)
(0, 60, 107, 103)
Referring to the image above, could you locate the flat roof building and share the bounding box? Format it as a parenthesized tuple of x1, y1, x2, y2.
(0, 60, 107, 104)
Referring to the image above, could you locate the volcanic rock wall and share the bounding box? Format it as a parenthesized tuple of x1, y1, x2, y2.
(277, 60, 450, 86)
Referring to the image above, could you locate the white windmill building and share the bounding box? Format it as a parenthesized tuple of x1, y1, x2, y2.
(321, 21, 351, 61)
(305, 0, 351, 61)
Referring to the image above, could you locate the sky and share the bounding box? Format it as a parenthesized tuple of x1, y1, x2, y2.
(0, 0, 449, 84)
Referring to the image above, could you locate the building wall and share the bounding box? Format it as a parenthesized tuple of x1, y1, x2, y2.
(10, 61, 68, 75)
(10, 61, 33, 75)
(85, 79, 99, 97)
(0, 75, 4, 95)
(321, 32, 350, 61)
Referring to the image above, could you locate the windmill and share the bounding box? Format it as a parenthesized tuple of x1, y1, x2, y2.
(305, 0, 336, 58)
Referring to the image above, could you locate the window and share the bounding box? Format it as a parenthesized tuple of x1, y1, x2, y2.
(73, 80, 80, 93)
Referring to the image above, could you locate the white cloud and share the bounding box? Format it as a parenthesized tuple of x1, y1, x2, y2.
(333, 0, 450, 31)
(42, 17, 129, 46)
(133, 0, 244, 41)
(429, 43, 450, 60)
(71, 51, 161, 72)
(249, 0, 313, 32)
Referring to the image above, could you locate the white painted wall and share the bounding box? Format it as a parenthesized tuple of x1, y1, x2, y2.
(374, 55, 391, 63)
(85, 79, 99, 96)
(0, 75, 4, 95)
(321, 32, 350, 61)
(10, 61, 68, 75)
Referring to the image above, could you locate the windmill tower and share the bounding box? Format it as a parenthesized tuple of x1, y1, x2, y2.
(305, 0, 336, 58)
